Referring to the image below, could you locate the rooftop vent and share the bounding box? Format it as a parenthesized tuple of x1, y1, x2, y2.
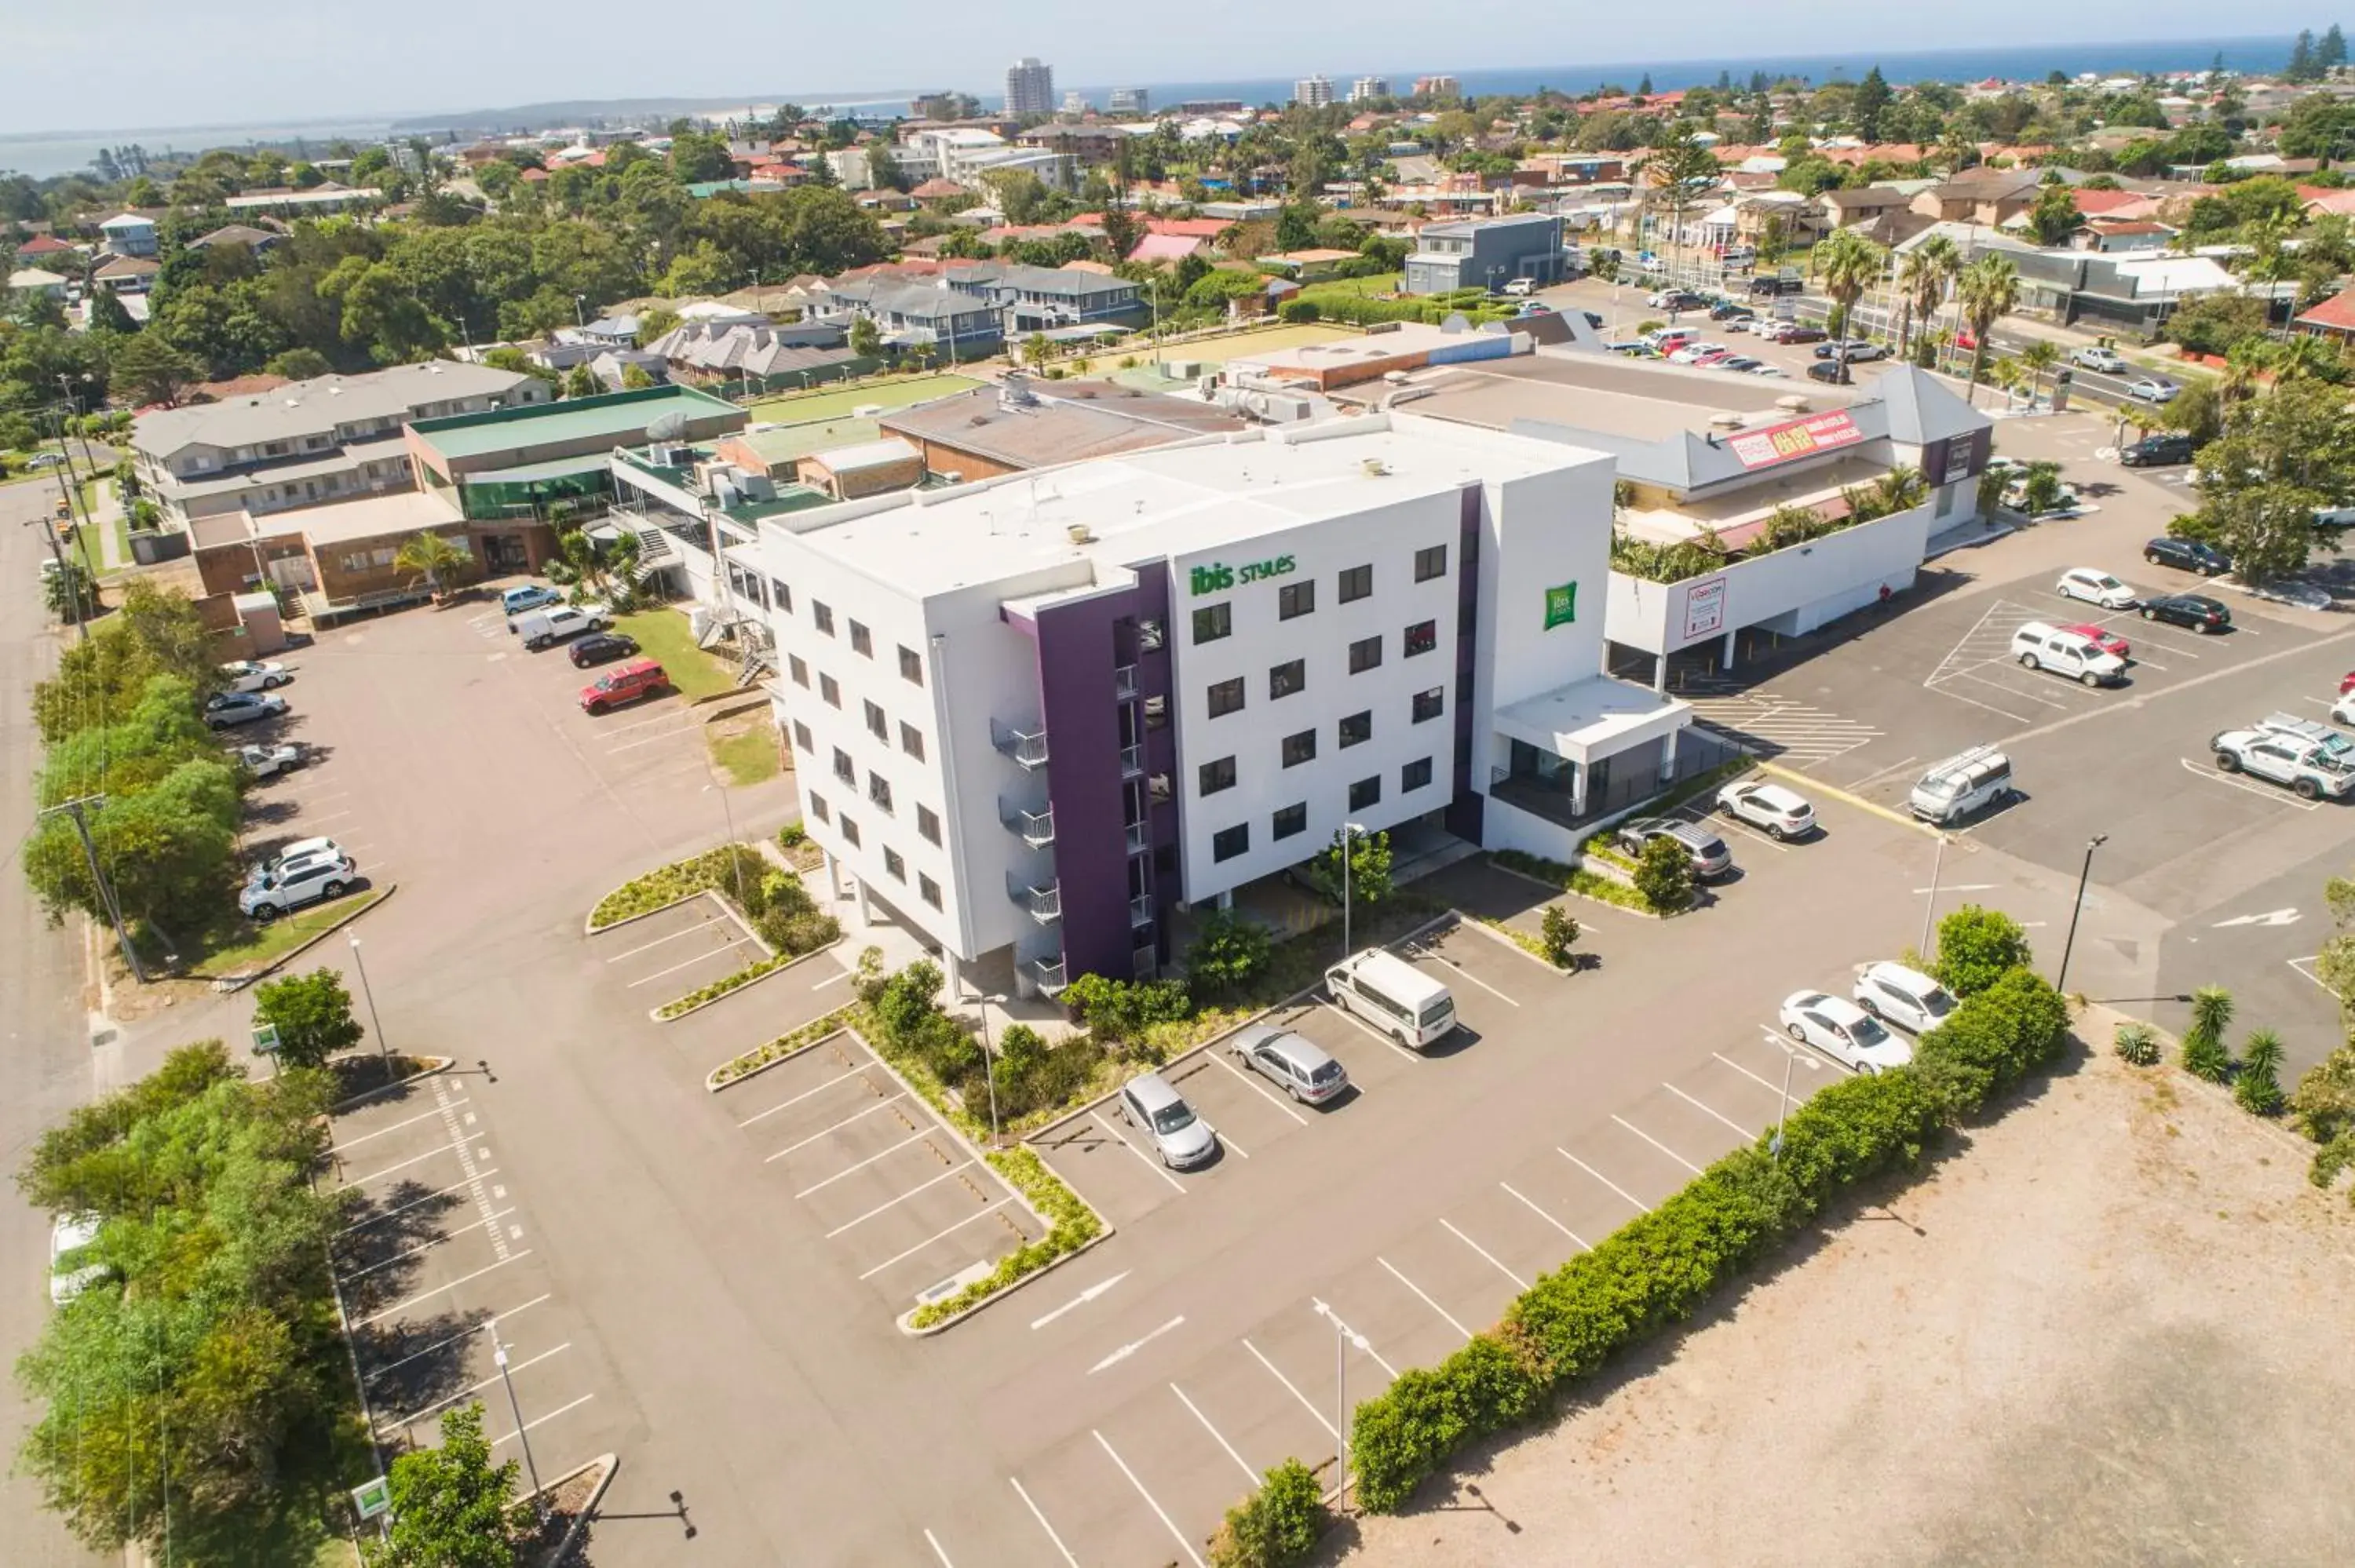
(1707, 411, 1744, 430)
(1361, 458, 1392, 477)
(1067, 523, 1094, 545)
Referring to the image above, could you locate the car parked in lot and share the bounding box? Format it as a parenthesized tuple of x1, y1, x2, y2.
(1780, 991, 1912, 1073)
(1908, 746, 2014, 825)
(2120, 432, 2196, 467)
(1708, 302, 1755, 322)
(579, 657, 670, 714)
(1229, 1024, 1350, 1105)
(499, 584, 564, 616)
(2010, 621, 2127, 687)
(239, 852, 358, 921)
(2055, 567, 2137, 609)
(1615, 817, 1735, 880)
(2072, 345, 2130, 374)
(515, 603, 609, 651)
(1815, 339, 1890, 362)
(1715, 356, 1767, 374)
(2141, 592, 2230, 633)
(2144, 534, 2231, 576)
(1851, 961, 1957, 1035)
(251, 836, 343, 881)
(2211, 728, 2355, 799)
(219, 658, 291, 691)
(2055, 621, 2130, 660)
(1647, 288, 1706, 311)
(1667, 341, 1730, 364)
(1715, 779, 1816, 839)
(568, 631, 640, 668)
(236, 741, 306, 779)
(1119, 1072, 1218, 1168)
(2331, 690, 2355, 727)
(2254, 712, 2355, 762)
(203, 691, 287, 731)
(1761, 322, 1824, 342)
(1805, 360, 1851, 385)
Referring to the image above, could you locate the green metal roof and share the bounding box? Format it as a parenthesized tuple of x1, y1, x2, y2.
(735, 417, 882, 466)
(411, 385, 743, 460)
(725, 487, 834, 525)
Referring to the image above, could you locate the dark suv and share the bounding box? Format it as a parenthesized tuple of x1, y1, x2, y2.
(2121, 433, 2196, 467)
(1749, 275, 1804, 296)
(2144, 535, 2232, 576)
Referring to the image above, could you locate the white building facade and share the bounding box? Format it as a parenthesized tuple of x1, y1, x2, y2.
(750, 414, 1685, 998)
(1293, 75, 1336, 108)
(1006, 57, 1055, 117)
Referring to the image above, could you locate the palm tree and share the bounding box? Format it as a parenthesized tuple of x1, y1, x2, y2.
(2268, 332, 2334, 385)
(1896, 235, 1959, 363)
(1635, 122, 1722, 285)
(394, 529, 473, 601)
(1813, 229, 1886, 365)
(1871, 465, 1927, 513)
(2182, 985, 2236, 1082)
(1955, 253, 2021, 407)
(2015, 338, 2061, 406)
(2218, 340, 2269, 433)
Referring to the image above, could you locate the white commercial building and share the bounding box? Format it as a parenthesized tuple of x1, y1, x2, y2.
(748, 413, 1687, 999)
(1006, 57, 1055, 117)
(1349, 76, 1392, 103)
(1294, 75, 1336, 108)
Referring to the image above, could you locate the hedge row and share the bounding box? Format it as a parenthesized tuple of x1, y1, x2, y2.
(653, 953, 789, 1019)
(1488, 848, 1649, 914)
(706, 1005, 855, 1089)
(1219, 963, 2071, 1550)
(587, 844, 769, 930)
(906, 1147, 1104, 1329)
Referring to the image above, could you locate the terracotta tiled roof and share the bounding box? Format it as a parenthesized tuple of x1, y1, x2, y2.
(2296, 284, 2355, 331)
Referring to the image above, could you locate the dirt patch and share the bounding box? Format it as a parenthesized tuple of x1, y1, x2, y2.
(1335, 1055, 2355, 1568)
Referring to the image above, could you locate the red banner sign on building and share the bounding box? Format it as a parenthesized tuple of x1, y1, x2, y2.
(1726, 410, 1864, 472)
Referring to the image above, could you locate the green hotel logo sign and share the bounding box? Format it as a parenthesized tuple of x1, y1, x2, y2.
(1188, 555, 1298, 596)
(1543, 581, 1578, 629)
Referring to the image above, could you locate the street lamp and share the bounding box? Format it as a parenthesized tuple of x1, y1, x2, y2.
(974, 990, 1006, 1147)
(1919, 833, 1949, 958)
(487, 1318, 547, 1522)
(1312, 1298, 1371, 1490)
(572, 294, 587, 332)
(1339, 821, 1368, 957)
(348, 935, 392, 1078)
(2056, 834, 2109, 994)
(1762, 1032, 1822, 1163)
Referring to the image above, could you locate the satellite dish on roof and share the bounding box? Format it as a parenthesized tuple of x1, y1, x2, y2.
(1440, 312, 1470, 334)
(645, 411, 688, 441)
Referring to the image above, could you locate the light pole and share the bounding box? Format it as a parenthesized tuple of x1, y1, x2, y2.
(1312, 1298, 1371, 1490)
(487, 1318, 547, 1522)
(975, 990, 1006, 1147)
(2056, 833, 2108, 994)
(572, 294, 586, 332)
(1339, 821, 1367, 957)
(1919, 833, 1948, 958)
(700, 782, 742, 897)
(348, 935, 392, 1078)
(1764, 1033, 1821, 1163)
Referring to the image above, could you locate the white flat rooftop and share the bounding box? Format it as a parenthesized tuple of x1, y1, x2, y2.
(1493, 675, 1690, 763)
(759, 412, 1607, 597)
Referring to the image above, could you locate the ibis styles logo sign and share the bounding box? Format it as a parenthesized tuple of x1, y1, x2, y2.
(1543, 581, 1578, 629)
(1188, 555, 1298, 596)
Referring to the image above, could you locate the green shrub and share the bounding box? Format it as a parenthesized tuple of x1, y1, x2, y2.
(2235, 1028, 2286, 1115)
(1632, 835, 1692, 913)
(2113, 1021, 2161, 1066)
(2181, 986, 2235, 1083)
(1276, 299, 1321, 323)
(1489, 848, 1650, 913)
(1931, 906, 2033, 998)
(907, 1147, 1101, 1327)
(1910, 965, 2070, 1112)
(589, 844, 769, 928)
(1062, 973, 1192, 1043)
(655, 954, 787, 1017)
(1186, 907, 1272, 998)
(1540, 906, 1579, 968)
(708, 1007, 854, 1087)
(777, 822, 807, 848)
(1210, 1458, 1327, 1568)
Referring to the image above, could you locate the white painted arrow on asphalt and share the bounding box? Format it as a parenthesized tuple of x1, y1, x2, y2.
(1030, 1270, 1130, 1330)
(1088, 1315, 1185, 1374)
(2213, 909, 2301, 928)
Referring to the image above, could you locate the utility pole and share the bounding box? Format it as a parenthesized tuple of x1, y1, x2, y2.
(40, 796, 148, 981)
(28, 489, 92, 641)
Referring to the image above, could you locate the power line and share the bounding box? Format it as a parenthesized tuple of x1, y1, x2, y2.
(38, 795, 148, 983)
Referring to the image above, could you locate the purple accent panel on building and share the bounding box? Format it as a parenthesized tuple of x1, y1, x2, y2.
(1131, 563, 1177, 968)
(1035, 587, 1137, 986)
(1444, 483, 1486, 843)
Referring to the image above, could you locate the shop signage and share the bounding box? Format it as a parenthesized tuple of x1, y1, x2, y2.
(1543, 581, 1578, 629)
(1188, 555, 1297, 596)
(1682, 575, 1728, 641)
(1727, 410, 1863, 472)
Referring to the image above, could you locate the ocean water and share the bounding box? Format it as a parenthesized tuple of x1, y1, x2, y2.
(0, 119, 393, 181)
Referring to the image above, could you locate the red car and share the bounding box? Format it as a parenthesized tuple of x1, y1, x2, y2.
(2339, 670, 2355, 696)
(2059, 622, 2130, 661)
(1955, 326, 1980, 351)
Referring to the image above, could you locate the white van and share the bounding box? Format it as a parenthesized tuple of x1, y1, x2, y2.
(1908, 746, 2014, 825)
(1326, 949, 1455, 1049)
(2008, 622, 2127, 687)
(1502, 277, 1537, 297)
(1645, 326, 1700, 353)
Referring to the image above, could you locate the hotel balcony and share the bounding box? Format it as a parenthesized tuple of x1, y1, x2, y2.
(1007, 876, 1062, 925)
(999, 798, 1055, 848)
(1129, 893, 1155, 929)
(991, 718, 1050, 770)
(1031, 957, 1069, 996)
(1114, 662, 1138, 699)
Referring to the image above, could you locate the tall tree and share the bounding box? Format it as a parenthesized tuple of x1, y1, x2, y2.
(1635, 122, 1720, 282)
(1955, 253, 2020, 406)
(1813, 228, 1886, 357)
(373, 1403, 520, 1568)
(1852, 67, 1892, 142)
(1896, 232, 1959, 362)
(250, 968, 366, 1071)
(106, 331, 201, 407)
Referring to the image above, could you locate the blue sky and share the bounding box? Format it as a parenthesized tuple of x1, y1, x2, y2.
(0, 5, 2324, 137)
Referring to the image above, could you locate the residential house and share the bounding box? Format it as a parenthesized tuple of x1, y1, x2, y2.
(93, 254, 160, 292)
(2295, 283, 2355, 342)
(97, 212, 158, 257)
(13, 233, 79, 264)
(877, 378, 1247, 483)
(187, 223, 285, 255)
(1256, 248, 1360, 282)
(1127, 232, 1205, 264)
(2070, 219, 2174, 253)
(223, 184, 378, 217)
(1909, 168, 2047, 226)
(817, 275, 1005, 359)
(644, 318, 871, 391)
(9, 267, 70, 301)
(1404, 211, 1566, 294)
(940, 261, 1148, 334)
(1819, 186, 1915, 229)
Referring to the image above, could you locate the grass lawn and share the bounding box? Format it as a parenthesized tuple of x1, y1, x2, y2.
(612, 607, 739, 699)
(710, 714, 783, 786)
(747, 372, 981, 425)
(183, 888, 389, 979)
(1298, 272, 1403, 301)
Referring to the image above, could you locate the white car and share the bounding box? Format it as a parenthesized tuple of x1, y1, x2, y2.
(236, 741, 307, 779)
(1780, 991, 1914, 1073)
(219, 659, 291, 692)
(2125, 376, 2180, 403)
(1852, 961, 1957, 1034)
(2255, 711, 2355, 763)
(247, 836, 345, 886)
(239, 853, 357, 921)
(2055, 568, 2138, 610)
(1667, 341, 1729, 364)
(1717, 779, 1816, 839)
(2331, 691, 2355, 729)
(2072, 346, 2129, 374)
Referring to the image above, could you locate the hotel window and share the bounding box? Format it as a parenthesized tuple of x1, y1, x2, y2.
(1282, 728, 1316, 768)
(882, 847, 906, 882)
(917, 804, 941, 844)
(1207, 676, 1245, 718)
(1269, 658, 1305, 700)
(920, 874, 942, 909)
(1404, 618, 1438, 658)
(840, 815, 860, 848)
(1349, 635, 1382, 675)
(1349, 775, 1381, 811)
(1415, 544, 1448, 582)
(1402, 757, 1434, 792)
(1272, 802, 1308, 841)
(1192, 601, 1232, 644)
(1412, 687, 1444, 724)
(770, 578, 793, 612)
(868, 773, 893, 814)
(833, 748, 856, 784)
(900, 722, 925, 760)
(820, 673, 841, 708)
(1213, 823, 1250, 862)
(1199, 755, 1237, 796)
(1338, 563, 1373, 603)
(1279, 580, 1315, 620)
(1338, 710, 1372, 749)
(865, 700, 888, 741)
(808, 792, 830, 822)
(900, 644, 924, 684)
(792, 720, 813, 752)
(812, 601, 835, 636)
(849, 620, 873, 657)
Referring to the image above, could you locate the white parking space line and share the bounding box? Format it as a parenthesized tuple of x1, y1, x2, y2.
(1559, 1147, 1652, 1212)
(2176, 757, 2320, 810)
(593, 707, 696, 739)
(1439, 1218, 1530, 1289)
(1613, 1113, 1706, 1175)
(824, 1161, 974, 1238)
(1210, 1050, 1311, 1125)
(337, 1170, 501, 1237)
(491, 1392, 593, 1451)
(1711, 1052, 1787, 1098)
(1500, 1181, 1588, 1249)
(2290, 956, 2331, 993)
(298, 809, 355, 828)
(738, 1065, 873, 1127)
(1665, 1082, 1754, 1139)
(1846, 753, 1922, 792)
(359, 1251, 534, 1326)
(1090, 1110, 1188, 1194)
(626, 939, 757, 987)
(1400, 939, 1521, 1006)
(344, 1207, 516, 1281)
(793, 1131, 933, 1198)
(379, 1341, 571, 1432)
(812, 967, 855, 988)
(923, 1528, 958, 1568)
(857, 1199, 1015, 1281)
(605, 724, 706, 756)
(1215, 1126, 1251, 1160)
(766, 1093, 908, 1161)
(1922, 675, 2037, 724)
(603, 919, 731, 964)
(360, 1293, 551, 1387)
(1008, 1478, 1081, 1566)
(1320, 1001, 1422, 1062)
(1093, 1430, 1207, 1568)
(1171, 1383, 1260, 1485)
(1378, 1256, 1472, 1339)
(1242, 1340, 1340, 1440)
(330, 1101, 467, 1154)
(347, 1137, 475, 1188)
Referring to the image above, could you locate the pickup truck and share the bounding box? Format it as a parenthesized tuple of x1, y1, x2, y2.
(236, 742, 306, 779)
(2211, 728, 2355, 800)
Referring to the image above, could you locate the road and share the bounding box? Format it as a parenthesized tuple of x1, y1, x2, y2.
(0, 476, 109, 1567)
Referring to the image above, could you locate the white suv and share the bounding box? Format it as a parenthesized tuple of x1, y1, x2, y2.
(1853, 961, 1957, 1034)
(2211, 729, 2355, 800)
(239, 854, 357, 921)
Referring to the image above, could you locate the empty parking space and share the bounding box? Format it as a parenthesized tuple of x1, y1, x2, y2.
(593, 892, 763, 995)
